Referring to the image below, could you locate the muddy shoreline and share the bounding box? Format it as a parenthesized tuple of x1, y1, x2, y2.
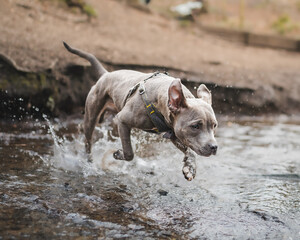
(1, 56, 299, 120)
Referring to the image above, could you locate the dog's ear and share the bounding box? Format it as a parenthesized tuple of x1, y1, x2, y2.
(197, 84, 212, 105)
(168, 79, 187, 114)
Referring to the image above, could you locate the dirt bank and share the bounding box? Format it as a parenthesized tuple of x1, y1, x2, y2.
(0, 0, 299, 119)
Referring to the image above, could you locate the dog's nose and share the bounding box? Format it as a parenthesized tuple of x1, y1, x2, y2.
(209, 144, 218, 154)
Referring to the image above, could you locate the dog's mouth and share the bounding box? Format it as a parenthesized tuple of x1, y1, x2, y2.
(191, 146, 215, 157)
(198, 149, 213, 157)
(182, 138, 217, 157)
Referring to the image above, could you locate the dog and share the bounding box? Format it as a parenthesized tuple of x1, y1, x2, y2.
(63, 42, 218, 181)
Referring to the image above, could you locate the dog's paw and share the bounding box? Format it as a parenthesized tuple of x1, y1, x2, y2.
(113, 149, 124, 160)
(87, 154, 93, 163)
(182, 166, 196, 181)
(113, 149, 134, 161)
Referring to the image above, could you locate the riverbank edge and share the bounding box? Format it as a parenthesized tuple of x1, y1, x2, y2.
(1, 56, 299, 121)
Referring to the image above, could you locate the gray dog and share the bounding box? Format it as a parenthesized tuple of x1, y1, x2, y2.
(63, 42, 218, 181)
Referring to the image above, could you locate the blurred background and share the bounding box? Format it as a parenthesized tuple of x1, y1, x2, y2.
(0, 0, 299, 119)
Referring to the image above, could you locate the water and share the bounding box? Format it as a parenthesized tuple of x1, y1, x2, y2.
(0, 116, 299, 239)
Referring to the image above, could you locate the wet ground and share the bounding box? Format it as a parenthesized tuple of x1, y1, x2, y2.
(0, 115, 299, 239)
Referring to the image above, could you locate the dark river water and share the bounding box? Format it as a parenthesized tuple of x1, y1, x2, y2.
(0, 115, 299, 239)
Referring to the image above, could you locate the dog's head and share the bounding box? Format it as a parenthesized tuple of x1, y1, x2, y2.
(168, 79, 218, 156)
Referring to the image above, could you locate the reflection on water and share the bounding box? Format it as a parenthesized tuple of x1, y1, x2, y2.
(0, 116, 299, 239)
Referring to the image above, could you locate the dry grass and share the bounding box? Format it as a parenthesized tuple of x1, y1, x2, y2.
(42, 0, 97, 17)
(147, 0, 300, 38)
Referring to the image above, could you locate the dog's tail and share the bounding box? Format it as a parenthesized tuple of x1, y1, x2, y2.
(63, 41, 108, 79)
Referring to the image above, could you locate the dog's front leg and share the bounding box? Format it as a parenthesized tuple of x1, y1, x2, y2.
(182, 149, 196, 181)
(171, 138, 196, 181)
(113, 121, 134, 161)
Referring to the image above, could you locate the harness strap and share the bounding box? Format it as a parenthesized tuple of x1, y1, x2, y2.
(139, 81, 171, 133)
(123, 72, 175, 137)
(123, 71, 160, 107)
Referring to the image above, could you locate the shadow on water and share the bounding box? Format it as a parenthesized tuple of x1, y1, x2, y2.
(0, 115, 299, 239)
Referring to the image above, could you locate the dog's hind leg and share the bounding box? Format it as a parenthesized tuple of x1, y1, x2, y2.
(83, 84, 107, 156)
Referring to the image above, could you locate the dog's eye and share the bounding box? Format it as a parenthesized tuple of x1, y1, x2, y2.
(213, 123, 217, 128)
(190, 122, 202, 129)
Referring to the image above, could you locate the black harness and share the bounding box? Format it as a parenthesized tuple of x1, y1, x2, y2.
(123, 72, 174, 138)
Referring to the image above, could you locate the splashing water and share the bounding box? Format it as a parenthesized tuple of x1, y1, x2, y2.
(43, 114, 187, 182)
(1, 116, 299, 239)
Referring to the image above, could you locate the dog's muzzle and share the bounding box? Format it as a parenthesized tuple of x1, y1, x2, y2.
(208, 143, 218, 155)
